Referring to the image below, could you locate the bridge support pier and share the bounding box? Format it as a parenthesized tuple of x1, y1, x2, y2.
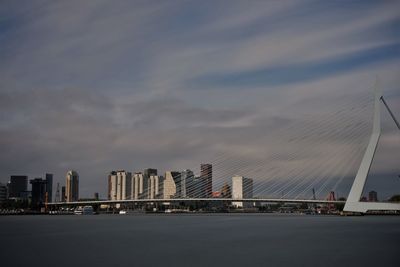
(344, 80, 400, 213)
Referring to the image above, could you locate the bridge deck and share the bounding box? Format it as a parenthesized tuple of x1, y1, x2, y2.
(48, 198, 346, 206)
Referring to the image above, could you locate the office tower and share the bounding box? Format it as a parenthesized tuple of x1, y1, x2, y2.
(368, 191, 378, 202)
(171, 173, 182, 199)
(172, 171, 183, 198)
(30, 178, 47, 208)
(55, 183, 61, 203)
(8, 175, 28, 198)
(66, 170, 79, 202)
(232, 176, 253, 208)
(108, 171, 116, 200)
(61, 186, 66, 202)
(148, 175, 156, 199)
(132, 172, 144, 200)
(0, 182, 7, 203)
(143, 168, 157, 198)
(118, 170, 132, 200)
(180, 169, 194, 198)
(220, 183, 232, 198)
(163, 171, 180, 199)
(149, 175, 164, 199)
(200, 164, 212, 198)
(45, 173, 53, 203)
(188, 176, 204, 198)
(108, 170, 132, 200)
(144, 168, 157, 178)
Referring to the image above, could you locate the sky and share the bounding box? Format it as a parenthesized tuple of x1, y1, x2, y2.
(0, 0, 399, 200)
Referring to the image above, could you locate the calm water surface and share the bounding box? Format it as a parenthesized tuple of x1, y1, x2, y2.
(1, 214, 399, 267)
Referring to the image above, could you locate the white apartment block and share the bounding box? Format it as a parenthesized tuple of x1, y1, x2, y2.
(232, 176, 253, 208)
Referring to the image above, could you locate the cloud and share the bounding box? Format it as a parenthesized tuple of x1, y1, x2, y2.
(190, 43, 400, 88)
(0, 0, 399, 199)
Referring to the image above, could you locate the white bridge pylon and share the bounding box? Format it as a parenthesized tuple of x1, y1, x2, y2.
(344, 80, 400, 213)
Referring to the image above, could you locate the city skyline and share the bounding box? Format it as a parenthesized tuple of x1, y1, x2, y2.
(1, 2, 399, 267)
(0, 1, 399, 199)
(1, 163, 392, 203)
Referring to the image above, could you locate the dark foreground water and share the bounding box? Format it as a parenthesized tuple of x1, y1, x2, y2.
(1, 214, 399, 267)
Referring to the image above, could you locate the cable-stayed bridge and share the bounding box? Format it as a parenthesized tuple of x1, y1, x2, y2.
(52, 198, 345, 206)
(49, 82, 400, 213)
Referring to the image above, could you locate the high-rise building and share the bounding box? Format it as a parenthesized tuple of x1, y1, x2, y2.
(109, 171, 116, 200)
(61, 186, 66, 202)
(232, 176, 253, 208)
(180, 169, 194, 198)
(175, 171, 187, 198)
(149, 175, 164, 199)
(143, 168, 157, 198)
(368, 191, 378, 202)
(30, 178, 47, 208)
(144, 168, 157, 178)
(108, 171, 116, 200)
(8, 175, 28, 198)
(45, 173, 53, 203)
(55, 183, 61, 203)
(220, 183, 232, 198)
(200, 164, 212, 198)
(108, 170, 132, 200)
(0, 182, 7, 203)
(163, 171, 180, 199)
(132, 172, 144, 200)
(66, 170, 79, 202)
(173, 172, 183, 198)
(187, 176, 205, 198)
(119, 170, 131, 200)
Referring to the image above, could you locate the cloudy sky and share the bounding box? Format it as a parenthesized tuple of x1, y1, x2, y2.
(0, 0, 399, 200)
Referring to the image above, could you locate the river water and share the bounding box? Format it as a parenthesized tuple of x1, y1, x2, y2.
(0, 214, 399, 267)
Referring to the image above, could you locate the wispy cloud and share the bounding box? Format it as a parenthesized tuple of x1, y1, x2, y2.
(0, 0, 399, 198)
(191, 43, 400, 88)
